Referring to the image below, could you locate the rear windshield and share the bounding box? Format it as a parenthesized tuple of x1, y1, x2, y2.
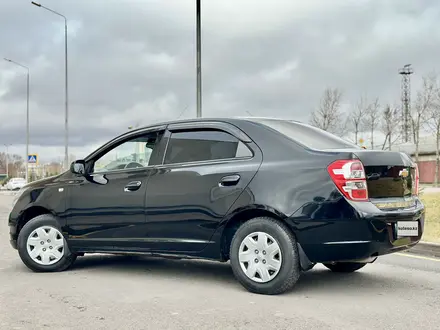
(251, 118, 359, 150)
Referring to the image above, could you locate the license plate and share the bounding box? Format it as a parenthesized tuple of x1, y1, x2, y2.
(396, 221, 419, 237)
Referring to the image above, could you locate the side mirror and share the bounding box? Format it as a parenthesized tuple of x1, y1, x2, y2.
(70, 160, 86, 175)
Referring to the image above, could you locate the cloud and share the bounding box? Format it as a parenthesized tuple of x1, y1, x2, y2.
(0, 0, 439, 162)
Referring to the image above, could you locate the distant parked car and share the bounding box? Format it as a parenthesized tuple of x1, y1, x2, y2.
(6, 177, 26, 191)
(8, 117, 424, 295)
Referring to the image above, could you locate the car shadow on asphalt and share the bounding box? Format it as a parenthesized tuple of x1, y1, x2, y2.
(293, 268, 399, 294)
(71, 254, 238, 284)
(68, 254, 402, 294)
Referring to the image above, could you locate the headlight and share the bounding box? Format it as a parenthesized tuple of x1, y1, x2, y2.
(12, 187, 28, 208)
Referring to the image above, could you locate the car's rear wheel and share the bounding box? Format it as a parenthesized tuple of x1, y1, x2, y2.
(323, 262, 367, 273)
(17, 214, 77, 272)
(229, 216, 300, 295)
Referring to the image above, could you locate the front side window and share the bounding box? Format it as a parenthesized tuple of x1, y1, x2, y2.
(92, 131, 163, 173)
(164, 129, 252, 165)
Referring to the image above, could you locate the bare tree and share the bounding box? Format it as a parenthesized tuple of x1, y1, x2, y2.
(310, 88, 346, 135)
(349, 96, 368, 145)
(381, 104, 401, 150)
(363, 97, 380, 149)
(0, 153, 6, 179)
(412, 75, 437, 163)
(0, 153, 23, 179)
(427, 77, 440, 185)
(0, 152, 5, 169)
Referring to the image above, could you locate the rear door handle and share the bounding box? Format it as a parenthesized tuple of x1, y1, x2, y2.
(124, 181, 142, 192)
(219, 174, 241, 187)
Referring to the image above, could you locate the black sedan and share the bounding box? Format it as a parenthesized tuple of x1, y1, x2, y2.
(8, 117, 424, 295)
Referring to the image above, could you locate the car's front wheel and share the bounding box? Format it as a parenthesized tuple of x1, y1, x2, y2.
(323, 262, 367, 273)
(229, 217, 301, 295)
(17, 214, 77, 272)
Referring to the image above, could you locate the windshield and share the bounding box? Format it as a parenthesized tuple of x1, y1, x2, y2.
(251, 118, 359, 150)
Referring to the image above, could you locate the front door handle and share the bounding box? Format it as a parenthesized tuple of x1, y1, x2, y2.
(219, 174, 240, 187)
(124, 181, 142, 192)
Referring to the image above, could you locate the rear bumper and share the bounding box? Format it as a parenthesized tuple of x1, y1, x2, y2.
(299, 238, 420, 264)
(292, 204, 425, 264)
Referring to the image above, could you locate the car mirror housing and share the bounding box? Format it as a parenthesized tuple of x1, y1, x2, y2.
(70, 160, 86, 175)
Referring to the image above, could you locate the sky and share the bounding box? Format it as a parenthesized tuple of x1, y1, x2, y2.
(0, 0, 439, 163)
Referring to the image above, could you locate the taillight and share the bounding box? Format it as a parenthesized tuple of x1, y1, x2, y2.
(413, 164, 419, 196)
(327, 159, 369, 201)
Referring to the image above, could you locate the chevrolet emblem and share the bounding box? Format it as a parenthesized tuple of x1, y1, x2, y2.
(399, 169, 409, 178)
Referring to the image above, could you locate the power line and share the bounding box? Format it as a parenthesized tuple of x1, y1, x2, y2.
(177, 105, 189, 119)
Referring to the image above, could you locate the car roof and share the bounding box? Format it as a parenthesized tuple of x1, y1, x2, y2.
(126, 116, 300, 134)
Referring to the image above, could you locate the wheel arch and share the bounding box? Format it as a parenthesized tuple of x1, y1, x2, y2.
(17, 206, 55, 236)
(219, 205, 291, 261)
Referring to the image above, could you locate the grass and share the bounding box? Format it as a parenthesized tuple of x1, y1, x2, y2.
(420, 192, 440, 243)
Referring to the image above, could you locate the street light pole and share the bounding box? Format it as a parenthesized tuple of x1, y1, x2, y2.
(196, 0, 202, 118)
(26, 70, 30, 179)
(4, 58, 30, 183)
(64, 18, 69, 170)
(31, 1, 69, 170)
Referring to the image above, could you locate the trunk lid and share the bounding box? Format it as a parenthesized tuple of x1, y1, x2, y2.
(323, 149, 419, 209)
(351, 150, 416, 199)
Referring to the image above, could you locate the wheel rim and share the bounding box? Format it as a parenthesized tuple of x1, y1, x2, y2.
(26, 226, 65, 266)
(238, 231, 282, 283)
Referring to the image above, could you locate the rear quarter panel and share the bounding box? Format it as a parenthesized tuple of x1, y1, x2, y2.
(226, 120, 349, 216)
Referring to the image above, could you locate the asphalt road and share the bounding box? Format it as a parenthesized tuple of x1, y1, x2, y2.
(0, 195, 439, 330)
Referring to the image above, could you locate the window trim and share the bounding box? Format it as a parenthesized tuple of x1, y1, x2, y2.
(167, 121, 253, 143)
(157, 153, 254, 169)
(90, 165, 153, 176)
(161, 126, 254, 167)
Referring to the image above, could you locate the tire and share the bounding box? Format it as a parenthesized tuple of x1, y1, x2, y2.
(323, 262, 367, 273)
(229, 216, 300, 295)
(17, 214, 77, 272)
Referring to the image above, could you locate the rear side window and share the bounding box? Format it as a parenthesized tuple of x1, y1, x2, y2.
(253, 119, 359, 150)
(164, 129, 252, 165)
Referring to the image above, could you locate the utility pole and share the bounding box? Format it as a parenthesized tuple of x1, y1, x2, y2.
(196, 0, 202, 118)
(399, 64, 414, 143)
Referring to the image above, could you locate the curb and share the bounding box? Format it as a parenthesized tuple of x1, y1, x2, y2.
(406, 241, 440, 259)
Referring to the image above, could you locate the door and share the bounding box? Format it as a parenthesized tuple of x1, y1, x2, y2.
(65, 128, 166, 251)
(144, 123, 262, 253)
